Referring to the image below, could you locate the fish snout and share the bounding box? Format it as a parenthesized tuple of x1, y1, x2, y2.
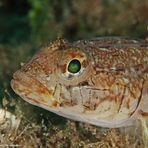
(11, 70, 59, 108)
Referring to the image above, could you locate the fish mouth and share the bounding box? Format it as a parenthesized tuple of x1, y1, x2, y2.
(11, 71, 59, 108)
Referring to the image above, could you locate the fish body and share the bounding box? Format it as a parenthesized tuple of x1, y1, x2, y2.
(11, 37, 148, 128)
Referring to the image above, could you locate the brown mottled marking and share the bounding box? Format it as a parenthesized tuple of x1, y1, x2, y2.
(140, 110, 148, 116)
(11, 37, 148, 128)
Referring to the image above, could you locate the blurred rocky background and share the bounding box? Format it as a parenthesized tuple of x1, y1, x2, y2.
(0, 0, 148, 147)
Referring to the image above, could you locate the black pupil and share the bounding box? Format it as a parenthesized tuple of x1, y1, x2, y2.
(68, 59, 81, 74)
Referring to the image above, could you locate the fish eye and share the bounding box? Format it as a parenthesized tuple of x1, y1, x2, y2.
(67, 59, 81, 74)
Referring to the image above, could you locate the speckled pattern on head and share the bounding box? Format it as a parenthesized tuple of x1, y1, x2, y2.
(11, 37, 148, 128)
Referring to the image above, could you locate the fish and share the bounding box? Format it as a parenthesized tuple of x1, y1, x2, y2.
(11, 37, 148, 128)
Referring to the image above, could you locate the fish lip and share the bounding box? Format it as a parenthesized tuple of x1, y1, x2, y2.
(11, 70, 37, 92)
(11, 70, 58, 108)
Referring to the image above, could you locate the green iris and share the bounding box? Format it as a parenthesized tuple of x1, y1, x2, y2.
(68, 59, 81, 74)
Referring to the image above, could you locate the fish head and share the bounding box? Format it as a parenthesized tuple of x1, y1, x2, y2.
(11, 39, 93, 114)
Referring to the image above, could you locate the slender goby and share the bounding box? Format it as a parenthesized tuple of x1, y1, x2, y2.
(11, 37, 148, 128)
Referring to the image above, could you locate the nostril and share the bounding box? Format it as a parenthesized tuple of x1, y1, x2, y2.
(12, 70, 22, 81)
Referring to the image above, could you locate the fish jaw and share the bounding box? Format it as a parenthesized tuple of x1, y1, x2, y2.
(11, 70, 59, 108)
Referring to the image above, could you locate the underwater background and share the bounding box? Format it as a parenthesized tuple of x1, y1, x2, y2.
(0, 0, 148, 147)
